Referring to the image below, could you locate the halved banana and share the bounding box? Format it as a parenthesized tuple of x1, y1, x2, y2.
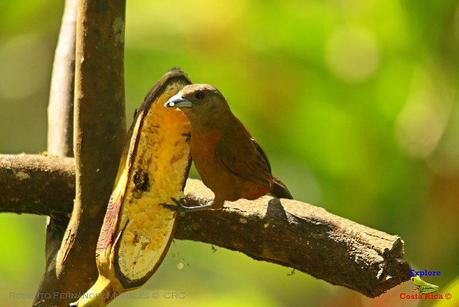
(74, 69, 192, 306)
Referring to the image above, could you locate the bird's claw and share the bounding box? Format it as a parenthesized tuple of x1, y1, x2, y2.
(161, 197, 215, 212)
(171, 197, 184, 206)
(160, 197, 188, 212)
(160, 203, 179, 211)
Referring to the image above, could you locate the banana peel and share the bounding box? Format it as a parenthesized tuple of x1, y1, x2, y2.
(72, 69, 192, 306)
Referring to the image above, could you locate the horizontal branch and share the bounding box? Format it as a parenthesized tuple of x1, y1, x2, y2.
(0, 154, 74, 218)
(0, 154, 410, 297)
(179, 181, 410, 297)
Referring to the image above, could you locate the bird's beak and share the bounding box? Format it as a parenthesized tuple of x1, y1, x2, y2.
(165, 93, 192, 108)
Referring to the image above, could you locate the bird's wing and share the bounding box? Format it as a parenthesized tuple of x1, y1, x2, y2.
(215, 136, 272, 187)
(251, 138, 272, 174)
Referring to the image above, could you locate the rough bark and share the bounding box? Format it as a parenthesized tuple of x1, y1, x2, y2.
(0, 154, 74, 216)
(179, 180, 410, 298)
(0, 154, 410, 298)
(36, 0, 78, 303)
(33, 0, 127, 305)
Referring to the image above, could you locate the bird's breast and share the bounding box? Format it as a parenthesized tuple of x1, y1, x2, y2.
(190, 129, 220, 161)
(189, 130, 229, 193)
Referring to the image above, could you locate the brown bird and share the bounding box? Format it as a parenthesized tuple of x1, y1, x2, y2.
(164, 84, 293, 211)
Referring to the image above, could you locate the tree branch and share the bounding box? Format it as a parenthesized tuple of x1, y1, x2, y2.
(0, 154, 410, 298)
(33, 0, 127, 305)
(47, 0, 76, 158)
(36, 0, 77, 303)
(179, 180, 410, 298)
(0, 154, 74, 216)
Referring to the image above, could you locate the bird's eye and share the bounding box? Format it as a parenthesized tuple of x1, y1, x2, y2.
(195, 91, 205, 100)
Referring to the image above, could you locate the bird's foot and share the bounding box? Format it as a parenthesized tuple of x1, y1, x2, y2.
(160, 197, 215, 213)
(160, 202, 179, 211)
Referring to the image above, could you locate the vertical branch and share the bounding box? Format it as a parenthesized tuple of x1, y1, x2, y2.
(34, 0, 126, 305)
(56, 0, 126, 297)
(35, 0, 77, 305)
(46, 0, 77, 260)
(47, 0, 77, 157)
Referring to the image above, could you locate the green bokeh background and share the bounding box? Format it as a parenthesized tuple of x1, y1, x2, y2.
(1, 1, 458, 306)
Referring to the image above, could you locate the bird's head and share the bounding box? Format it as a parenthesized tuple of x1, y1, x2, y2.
(164, 84, 230, 123)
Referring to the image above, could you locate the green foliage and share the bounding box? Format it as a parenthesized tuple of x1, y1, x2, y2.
(1, 0, 458, 306)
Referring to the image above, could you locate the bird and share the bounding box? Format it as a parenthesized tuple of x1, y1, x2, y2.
(164, 84, 293, 211)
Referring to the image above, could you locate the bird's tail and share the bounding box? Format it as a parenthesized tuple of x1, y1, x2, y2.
(271, 177, 293, 199)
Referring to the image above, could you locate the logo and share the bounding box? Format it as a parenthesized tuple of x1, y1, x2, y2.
(399, 270, 452, 301)
(411, 276, 439, 294)
(409, 269, 441, 278)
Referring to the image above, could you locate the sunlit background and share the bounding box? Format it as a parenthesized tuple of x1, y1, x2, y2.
(1, 0, 459, 306)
